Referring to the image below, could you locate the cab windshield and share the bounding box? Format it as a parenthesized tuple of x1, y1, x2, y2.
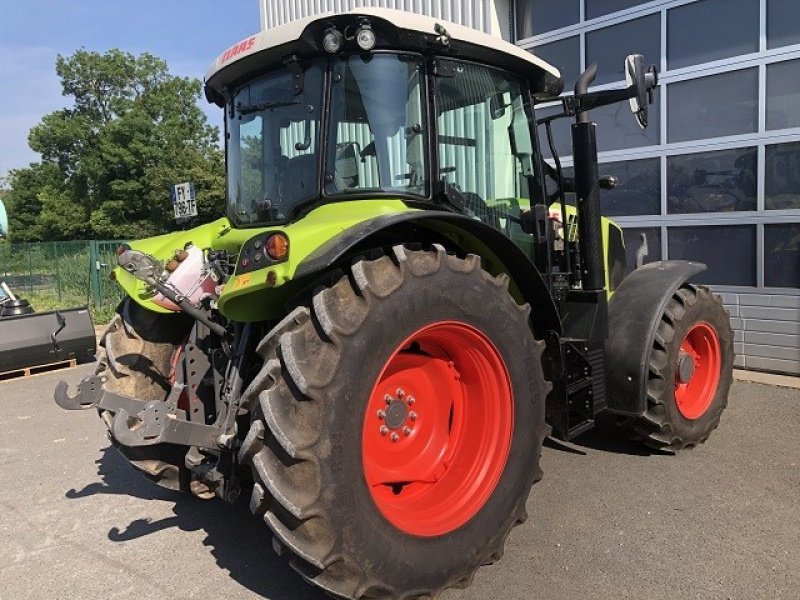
(226, 54, 428, 226)
(326, 54, 427, 198)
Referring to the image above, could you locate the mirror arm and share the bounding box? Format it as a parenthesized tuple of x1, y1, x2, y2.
(563, 85, 637, 116)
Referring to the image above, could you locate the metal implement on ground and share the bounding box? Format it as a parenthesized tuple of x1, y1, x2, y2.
(0, 215, 96, 376)
(54, 9, 734, 600)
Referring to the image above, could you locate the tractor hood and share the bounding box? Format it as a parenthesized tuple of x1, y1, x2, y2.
(204, 7, 563, 106)
(113, 200, 416, 322)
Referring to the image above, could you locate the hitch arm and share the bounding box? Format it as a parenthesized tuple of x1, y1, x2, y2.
(56, 375, 228, 449)
(110, 383, 223, 449)
(54, 375, 147, 415)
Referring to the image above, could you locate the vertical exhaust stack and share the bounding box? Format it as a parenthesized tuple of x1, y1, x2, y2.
(571, 64, 606, 293)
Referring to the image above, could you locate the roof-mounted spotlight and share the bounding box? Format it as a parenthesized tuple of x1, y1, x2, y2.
(355, 21, 376, 51)
(322, 25, 343, 53)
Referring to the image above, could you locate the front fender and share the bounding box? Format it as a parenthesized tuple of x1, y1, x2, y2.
(605, 260, 707, 416)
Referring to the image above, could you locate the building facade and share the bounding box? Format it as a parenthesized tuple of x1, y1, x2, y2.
(519, 0, 800, 375)
(260, 0, 800, 375)
(259, 0, 512, 38)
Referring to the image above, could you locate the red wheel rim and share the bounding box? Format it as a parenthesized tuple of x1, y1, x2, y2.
(362, 321, 514, 537)
(674, 322, 721, 420)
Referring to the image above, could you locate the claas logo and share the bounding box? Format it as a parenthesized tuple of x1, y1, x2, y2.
(219, 36, 256, 65)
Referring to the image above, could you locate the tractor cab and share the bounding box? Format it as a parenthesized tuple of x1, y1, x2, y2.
(205, 8, 563, 232)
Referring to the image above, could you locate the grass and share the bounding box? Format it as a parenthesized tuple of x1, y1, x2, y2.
(22, 290, 120, 325)
(2, 241, 124, 326)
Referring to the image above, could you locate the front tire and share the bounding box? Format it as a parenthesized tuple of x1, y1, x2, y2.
(96, 298, 193, 490)
(239, 245, 549, 599)
(629, 284, 734, 451)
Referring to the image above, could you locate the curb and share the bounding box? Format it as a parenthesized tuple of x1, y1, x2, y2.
(733, 369, 800, 390)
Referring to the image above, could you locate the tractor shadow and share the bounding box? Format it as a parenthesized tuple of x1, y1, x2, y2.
(65, 445, 327, 600)
(545, 414, 672, 457)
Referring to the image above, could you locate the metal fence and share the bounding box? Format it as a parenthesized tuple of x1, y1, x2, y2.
(0, 240, 125, 323)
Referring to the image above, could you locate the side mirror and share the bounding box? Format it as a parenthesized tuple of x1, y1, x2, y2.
(624, 54, 658, 129)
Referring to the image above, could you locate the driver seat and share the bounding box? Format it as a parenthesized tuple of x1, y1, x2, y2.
(279, 154, 316, 202)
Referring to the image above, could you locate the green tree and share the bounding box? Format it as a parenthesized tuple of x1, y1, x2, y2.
(6, 48, 224, 241)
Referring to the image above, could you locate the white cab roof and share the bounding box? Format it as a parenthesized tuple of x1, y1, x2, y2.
(205, 7, 560, 84)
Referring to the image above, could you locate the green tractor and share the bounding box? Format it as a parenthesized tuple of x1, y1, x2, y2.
(55, 8, 734, 599)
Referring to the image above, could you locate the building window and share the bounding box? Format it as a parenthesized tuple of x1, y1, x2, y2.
(516, 0, 580, 39)
(765, 223, 800, 288)
(599, 158, 661, 216)
(667, 68, 758, 143)
(766, 59, 800, 131)
(585, 0, 649, 20)
(532, 36, 581, 89)
(622, 226, 662, 274)
(594, 91, 660, 151)
(765, 142, 800, 210)
(767, 0, 800, 50)
(667, 0, 759, 70)
(586, 14, 661, 86)
(668, 225, 757, 286)
(667, 147, 757, 214)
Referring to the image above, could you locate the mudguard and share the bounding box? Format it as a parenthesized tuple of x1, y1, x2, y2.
(605, 260, 706, 416)
(294, 211, 563, 337)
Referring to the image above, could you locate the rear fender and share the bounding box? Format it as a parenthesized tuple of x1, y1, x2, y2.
(605, 260, 706, 416)
(294, 211, 562, 338)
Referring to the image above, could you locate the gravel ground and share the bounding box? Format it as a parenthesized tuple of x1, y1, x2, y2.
(0, 364, 797, 600)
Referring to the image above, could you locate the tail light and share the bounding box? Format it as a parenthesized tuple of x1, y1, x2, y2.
(266, 233, 289, 261)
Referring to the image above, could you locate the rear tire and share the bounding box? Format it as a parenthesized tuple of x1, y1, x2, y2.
(96, 298, 193, 490)
(629, 284, 733, 451)
(239, 245, 549, 599)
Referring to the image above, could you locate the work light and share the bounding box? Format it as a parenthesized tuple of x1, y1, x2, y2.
(323, 26, 343, 53)
(355, 22, 376, 51)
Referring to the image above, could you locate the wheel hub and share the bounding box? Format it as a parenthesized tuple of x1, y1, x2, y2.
(385, 399, 409, 430)
(676, 352, 696, 384)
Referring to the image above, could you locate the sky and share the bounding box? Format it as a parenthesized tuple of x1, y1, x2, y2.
(0, 0, 261, 180)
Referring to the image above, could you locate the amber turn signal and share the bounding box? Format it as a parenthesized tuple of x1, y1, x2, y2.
(266, 233, 289, 260)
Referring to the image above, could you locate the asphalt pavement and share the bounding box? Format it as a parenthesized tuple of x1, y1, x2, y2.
(0, 364, 798, 600)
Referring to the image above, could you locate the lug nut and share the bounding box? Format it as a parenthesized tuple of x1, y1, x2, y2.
(409, 411, 417, 421)
(384, 394, 393, 405)
(396, 388, 405, 397)
(377, 410, 386, 420)
(390, 433, 400, 443)
(380, 426, 389, 436)
(407, 396, 415, 406)
(403, 427, 412, 436)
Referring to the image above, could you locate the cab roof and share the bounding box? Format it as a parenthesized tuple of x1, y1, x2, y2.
(204, 8, 563, 106)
